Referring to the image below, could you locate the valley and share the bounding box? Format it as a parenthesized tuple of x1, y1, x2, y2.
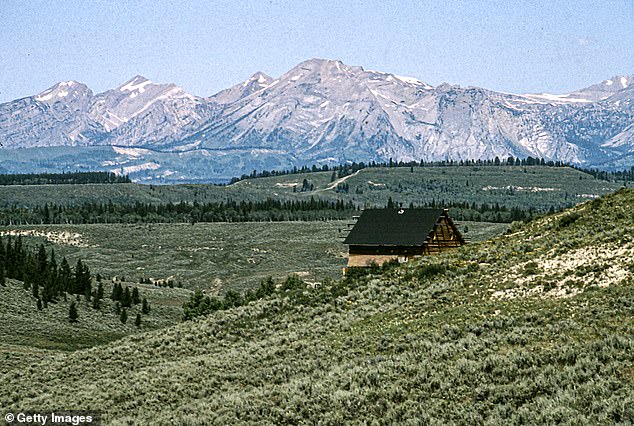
(1, 184, 632, 424)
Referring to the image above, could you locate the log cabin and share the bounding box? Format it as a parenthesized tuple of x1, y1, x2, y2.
(343, 208, 465, 268)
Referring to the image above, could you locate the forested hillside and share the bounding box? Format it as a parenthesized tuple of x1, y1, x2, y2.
(0, 165, 627, 224)
(2, 189, 632, 424)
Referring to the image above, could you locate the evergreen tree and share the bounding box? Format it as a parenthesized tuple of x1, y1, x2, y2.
(120, 308, 127, 324)
(122, 287, 132, 308)
(111, 282, 123, 301)
(84, 282, 92, 304)
(74, 259, 91, 295)
(223, 289, 243, 309)
(31, 278, 39, 299)
(36, 244, 48, 275)
(68, 301, 79, 323)
(141, 297, 151, 314)
(131, 287, 140, 305)
(36, 298, 42, 311)
(91, 296, 101, 310)
(135, 313, 141, 327)
(256, 276, 275, 298)
(59, 257, 73, 294)
(96, 282, 104, 300)
(0, 266, 5, 287)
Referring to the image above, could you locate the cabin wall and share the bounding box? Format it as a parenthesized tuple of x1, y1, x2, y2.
(347, 254, 404, 268)
(346, 246, 423, 267)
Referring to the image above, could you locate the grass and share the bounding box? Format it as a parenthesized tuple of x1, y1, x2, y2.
(0, 277, 190, 372)
(0, 189, 632, 424)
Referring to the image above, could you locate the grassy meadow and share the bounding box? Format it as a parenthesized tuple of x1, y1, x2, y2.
(0, 188, 632, 424)
(2, 220, 507, 293)
(0, 166, 631, 423)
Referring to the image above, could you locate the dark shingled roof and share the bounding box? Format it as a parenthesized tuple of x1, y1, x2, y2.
(343, 208, 444, 246)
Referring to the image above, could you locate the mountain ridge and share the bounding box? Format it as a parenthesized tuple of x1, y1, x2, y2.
(1, 59, 633, 182)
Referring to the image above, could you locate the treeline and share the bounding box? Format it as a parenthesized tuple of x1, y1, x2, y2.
(573, 166, 634, 183)
(395, 198, 541, 223)
(0, 235, 151, 324)
(231, 156, 575, 183)
(0, 235, 93, 308)
(0, 196, 539, 225)
(0, 198, 357, 225)
(0, 171, 131, 186)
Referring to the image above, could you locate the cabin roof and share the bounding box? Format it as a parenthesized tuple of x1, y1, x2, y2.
(343, 208, 445, 246)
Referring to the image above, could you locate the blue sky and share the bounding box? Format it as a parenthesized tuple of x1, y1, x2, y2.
(1, 0, 632, 102)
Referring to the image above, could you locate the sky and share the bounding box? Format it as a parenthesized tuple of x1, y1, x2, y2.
(1, 0, 632, 103)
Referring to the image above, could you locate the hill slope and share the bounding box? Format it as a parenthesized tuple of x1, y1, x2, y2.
(1, 189, 633, 424)
(0, 165, 625, 214)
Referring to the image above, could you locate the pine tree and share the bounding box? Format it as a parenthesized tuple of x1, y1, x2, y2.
(131, 287, 140, 305)
(37, 244, 48, 276)
(141, 297, 150, 314)
(122, 287, 132, 308)
(74, 259, 91, 295)
(59, 257, 72, 294)
(135, 313, 141, 327)
(36, 298, 42, 310)
(111, 282, 123, 301)
(31, 278, 39, 299)
(84, 282, 92, 304)
(96, 282, 104, 300)
(68, 301, 79, 323)
(120, 308, 127, 324)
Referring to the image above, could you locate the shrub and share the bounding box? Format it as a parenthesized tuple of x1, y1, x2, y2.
(558, 212, 581, 228)
(417, 264, 447, 280)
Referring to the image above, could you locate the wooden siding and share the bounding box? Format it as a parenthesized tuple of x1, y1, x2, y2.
(422, 216, 463, 254)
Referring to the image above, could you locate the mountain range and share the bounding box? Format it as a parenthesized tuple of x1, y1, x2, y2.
(0, 59, 632, 182)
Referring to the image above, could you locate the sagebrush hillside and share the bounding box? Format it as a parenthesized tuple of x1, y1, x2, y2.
(1, 189, 633, 425)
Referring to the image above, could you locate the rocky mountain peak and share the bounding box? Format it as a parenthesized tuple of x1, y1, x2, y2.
(0, 60, 632, 181)
(35, 80, 93, 103)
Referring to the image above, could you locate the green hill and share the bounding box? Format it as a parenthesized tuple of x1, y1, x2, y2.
(1, 189, 632, 424)
(0, 276, 190, 372)
(0, 166, 625, 213)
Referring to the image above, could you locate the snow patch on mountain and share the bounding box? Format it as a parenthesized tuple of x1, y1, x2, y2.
(113, 146, 149, 158)
(119, 76, 153, 93)
(114, 162, 161, 175)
